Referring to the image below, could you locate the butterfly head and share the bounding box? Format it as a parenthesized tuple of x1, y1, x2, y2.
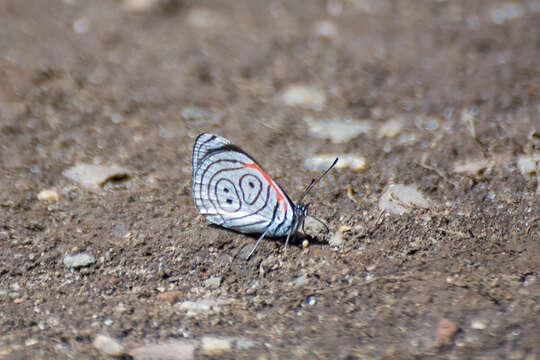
(294, 203, 309, 225)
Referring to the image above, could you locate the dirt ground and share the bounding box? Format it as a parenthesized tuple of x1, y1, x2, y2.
(1, 0, 539, 359)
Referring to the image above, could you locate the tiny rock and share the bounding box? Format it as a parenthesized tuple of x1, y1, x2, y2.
(304, 116, 372, 143)
(37, 189, 59, 202)
(93, 334, 125, 356)
(123, 0, 160, 12)
(378, 184, 432, 215)
(453, 158, 494, 176)
(63, 163, 131, 190)
(517, 154, 540, 175)
(303, 154, 366, 172)
(470, 319, 487, 330)
(204, 276, 222, 288)
(328, 231, 344, 248)
(130, 340, 196, 360)
(63, 253, 96, 269)
(294, 275, 309, 287)
(200, 336, 233, 356)
(281, 84, 326, 109)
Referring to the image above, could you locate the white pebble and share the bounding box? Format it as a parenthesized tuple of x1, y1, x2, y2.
(130, 340, 196, 360)
(63, 253, 95, 269)
(63, 163, 131, 190)
(294, 275, 309, 287)
(200, 336, 233, 356)
(304, 116, 372, 143)
(204, 276, 222, 288)
(378, 184, 432, 215)
(453, 158, 494, 176)
(123, 0, 159, 12)
(93, 334, 125, 356)
(177, 298, 229, 317)
(328, 231, 344, 249)
(517, 155, 539, 175)
(470, 319, 487, 330)
(37, 189, 59, 202)
(303, 154, 366, 172)
(281, 84, 326, 109)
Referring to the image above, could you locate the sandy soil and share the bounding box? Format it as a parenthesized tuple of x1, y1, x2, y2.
(0, 0, 539, 358)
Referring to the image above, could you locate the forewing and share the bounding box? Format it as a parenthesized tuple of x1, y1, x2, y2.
(192, 133, 230, 175)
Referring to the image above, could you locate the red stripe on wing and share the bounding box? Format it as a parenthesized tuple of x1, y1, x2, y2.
(244, 162, 287, 214)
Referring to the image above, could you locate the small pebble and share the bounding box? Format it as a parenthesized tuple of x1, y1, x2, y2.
(306, 295, 317, 305)
(130, 340, 196, 360)
(304, 116, 372, 143)
(281, 84, 326, 109)
(301, 239, 309, 248)
(200, 336, 233, 356)
(378, 184, 432, 215)
(123, 0, 159, 12)
(63, 253, 96, 269)
(177, 298, 228, 317)
(470, 319, 487, 330)
(93, 334, 125, 356)
(63, 163, 131, 190)
(204, 276, 222, 288)
(328, 231, 344, 249)
(294, 275, 309, 287)
(454, 158, 494, 176)
(25, 338, 38, 346)
(37, 189, 59, 202)
(235, 338, 257, 350)
(517, 155, 539, 175)
(304, 154, 366, 172)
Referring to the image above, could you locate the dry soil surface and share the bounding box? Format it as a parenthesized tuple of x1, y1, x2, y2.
(0, 0, 539, 359)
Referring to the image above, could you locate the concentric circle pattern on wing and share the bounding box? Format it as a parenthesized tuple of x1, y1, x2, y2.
(192, 148, 294, 236)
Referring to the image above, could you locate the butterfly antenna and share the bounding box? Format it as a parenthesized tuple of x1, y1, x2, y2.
(299, 158, 338, 204)
(306, 215, 330, 233)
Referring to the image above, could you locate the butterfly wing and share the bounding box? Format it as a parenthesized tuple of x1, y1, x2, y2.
(192, 133, 231, 174)
(192, 133, 295, 236)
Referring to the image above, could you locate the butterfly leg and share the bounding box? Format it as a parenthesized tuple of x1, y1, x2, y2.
(246, 228, 271, 260)
(283, 228, 295, 256)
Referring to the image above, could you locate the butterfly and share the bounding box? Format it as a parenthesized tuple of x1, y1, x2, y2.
(192, 133, 337, 259)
